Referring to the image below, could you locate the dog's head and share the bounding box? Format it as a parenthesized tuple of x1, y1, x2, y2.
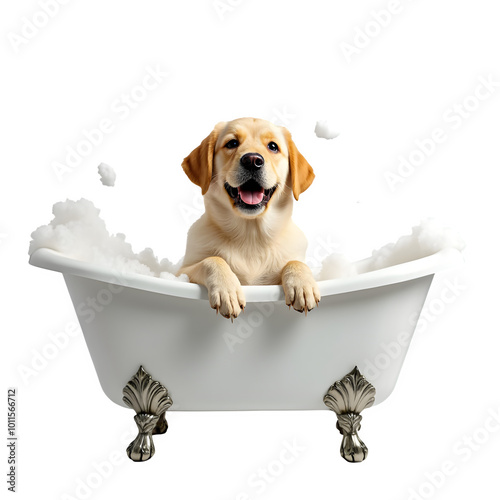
(182, 117, 314, 218)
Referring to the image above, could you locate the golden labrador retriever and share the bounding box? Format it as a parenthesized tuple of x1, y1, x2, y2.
(179, 117, 320, 320)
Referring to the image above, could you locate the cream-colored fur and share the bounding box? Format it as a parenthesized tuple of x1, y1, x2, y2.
(179, 117, 320, 320)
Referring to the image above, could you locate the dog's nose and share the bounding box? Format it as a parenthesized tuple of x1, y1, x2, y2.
(240, 153, 264, 170)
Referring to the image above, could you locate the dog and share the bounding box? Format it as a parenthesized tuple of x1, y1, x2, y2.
(179, 117, 320, 320)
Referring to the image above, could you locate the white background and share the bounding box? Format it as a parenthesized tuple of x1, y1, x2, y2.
(2, 0, 499, 499)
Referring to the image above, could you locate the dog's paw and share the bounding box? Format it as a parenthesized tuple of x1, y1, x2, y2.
(208, 277, 246, 321)
(282, 263, 321, 315)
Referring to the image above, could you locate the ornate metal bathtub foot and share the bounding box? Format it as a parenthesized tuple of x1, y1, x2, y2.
(153, 411, 168, 435)
(323, 367, 376, 463)
(122, 366, 172, 462)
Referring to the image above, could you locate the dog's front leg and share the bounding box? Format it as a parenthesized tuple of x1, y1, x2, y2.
(281, 261, 321, 314)
(180, 257, 246, 320)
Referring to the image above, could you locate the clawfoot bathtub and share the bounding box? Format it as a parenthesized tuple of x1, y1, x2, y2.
(29, 247, 463, 462)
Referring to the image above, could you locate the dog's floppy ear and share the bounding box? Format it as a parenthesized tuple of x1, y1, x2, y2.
(284, 130, 315, 201)
(182, 123, 224, 195)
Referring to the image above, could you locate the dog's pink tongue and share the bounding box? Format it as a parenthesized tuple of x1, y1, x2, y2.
(239, 188, 264, 205)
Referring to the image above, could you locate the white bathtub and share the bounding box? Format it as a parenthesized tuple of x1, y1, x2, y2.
(29, 246, 463, 461)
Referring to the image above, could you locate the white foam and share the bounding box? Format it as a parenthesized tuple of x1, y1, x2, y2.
(318, 219, 466, 280)
(316, 253, 357, 281)
(314, 120, 340, 140)
(28, 198, 186, 281)
(98, 163, 116, 187)
(364, 218, 465, 272)
(160, 271, 189, 282)
(29, 200, 464, 283)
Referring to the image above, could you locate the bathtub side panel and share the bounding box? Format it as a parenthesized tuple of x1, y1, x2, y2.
(62, 274, 433, 411)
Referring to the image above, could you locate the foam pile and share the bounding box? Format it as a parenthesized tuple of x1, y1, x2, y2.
(362, 218, 465, 272)
(318, 219, 465, 280)
(28, 198, 188, 281)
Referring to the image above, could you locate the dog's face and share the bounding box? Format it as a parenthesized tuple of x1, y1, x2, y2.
(182, 117, 314, 218)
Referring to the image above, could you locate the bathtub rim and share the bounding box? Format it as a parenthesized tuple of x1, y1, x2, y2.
(29, 247, 464, 302)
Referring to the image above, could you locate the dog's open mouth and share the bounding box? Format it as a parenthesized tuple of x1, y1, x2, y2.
(224, 180, 277, 210)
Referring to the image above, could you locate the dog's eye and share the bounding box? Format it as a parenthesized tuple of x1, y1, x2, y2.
(225, 139, 239, 149)
(267, 141, 279, 153)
